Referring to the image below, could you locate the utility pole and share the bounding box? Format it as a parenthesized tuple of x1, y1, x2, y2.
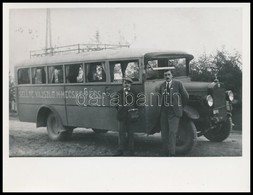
(45, 8, 53, 55)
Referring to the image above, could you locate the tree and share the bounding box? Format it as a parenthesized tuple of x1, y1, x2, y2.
(9, 72, 16, 111)
(191, 52, 214, 82)
(213, 49, 242, 102)
(191, 49, 242, 103)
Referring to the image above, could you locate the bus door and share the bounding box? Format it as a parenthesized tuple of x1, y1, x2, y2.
(144, 59, 166, 133)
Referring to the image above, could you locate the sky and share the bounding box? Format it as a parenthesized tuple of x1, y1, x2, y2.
(8, 4, 245, 75)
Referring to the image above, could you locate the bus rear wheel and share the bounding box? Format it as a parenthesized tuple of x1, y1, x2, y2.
(47, 113, 73, 141)
(176, 118, 197, 155)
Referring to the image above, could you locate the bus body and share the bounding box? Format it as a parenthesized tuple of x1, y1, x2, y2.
(15, 48, 233, 154)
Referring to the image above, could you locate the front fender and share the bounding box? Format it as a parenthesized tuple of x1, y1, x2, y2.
(183, 105, 199, 120)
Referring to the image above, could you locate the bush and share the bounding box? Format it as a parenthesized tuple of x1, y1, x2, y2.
(191, 48, 242, 104)
(191, 49, 242, 130)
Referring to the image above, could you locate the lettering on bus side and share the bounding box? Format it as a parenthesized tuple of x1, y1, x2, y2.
(18, 87, 182, 107)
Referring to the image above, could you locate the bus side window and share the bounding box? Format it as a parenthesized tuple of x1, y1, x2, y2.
(125, 61, 140, 81)
(48, 65, 63, 84)
(86, 62, 106, 82)
(66, 64, 83, 83)
(109, 60, 139, 82)
(109, 62, 123, 82)
(18, 68, 31, 84)
(32, 67, 46, 84)
(169, 58, 186, 77)
(146, 60, 159, 80)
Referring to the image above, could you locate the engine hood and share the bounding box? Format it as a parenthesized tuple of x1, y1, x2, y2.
(183, 81, 220, 92)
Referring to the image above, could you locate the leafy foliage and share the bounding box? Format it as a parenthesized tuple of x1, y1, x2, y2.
(191, 49, 242, 103)
(9, 72, 16, 111)
(9, 72, 15, 101)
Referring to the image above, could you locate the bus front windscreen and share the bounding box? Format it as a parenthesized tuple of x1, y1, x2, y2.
(146, 58, 187, 80)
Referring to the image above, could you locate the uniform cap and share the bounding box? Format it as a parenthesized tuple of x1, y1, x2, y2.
(123, 77, 133, 83)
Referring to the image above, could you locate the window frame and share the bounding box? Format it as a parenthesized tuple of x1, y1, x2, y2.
(64, 62, 85, 85)
(17, 67, 32, 85)
(16, 57, 143, 86)
(84, 60, 108, 85)
(145, 57, 188, 80)
(108, 58, 142, 85)
(47, 64, 65, 85)
(31, 66, 47, 85)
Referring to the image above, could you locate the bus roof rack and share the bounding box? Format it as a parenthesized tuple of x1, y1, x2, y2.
(30, 43, 130, 58)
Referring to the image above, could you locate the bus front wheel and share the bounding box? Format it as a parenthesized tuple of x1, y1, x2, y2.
(204, 117, 232, 142)
(47, 113, 73, 141)
(176, 118, 197, 155)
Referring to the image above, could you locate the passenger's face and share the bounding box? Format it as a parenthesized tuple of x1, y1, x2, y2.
(123, 80, 131, 89)
(164, 71, 173, 82)
(97, 66, 102, 74)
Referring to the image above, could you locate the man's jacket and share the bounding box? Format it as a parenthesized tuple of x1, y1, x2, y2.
(116, 88, 138, 122)
(159, 79, 189, 117)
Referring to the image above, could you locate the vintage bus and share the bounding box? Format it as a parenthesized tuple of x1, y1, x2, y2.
(15, 47, 234, 154)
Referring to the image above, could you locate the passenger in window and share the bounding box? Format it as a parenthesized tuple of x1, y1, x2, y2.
(33, 68, 46, 84)
(52, 68, 63, 83)
(54, 69, 59, 83)
(88, 64, 106, 82)
(34, 69, 42, 84)
(76, 66, 84, 83)
(113, 64, 123, 82)
(93, 65, 106, 82)
(125, 62, 139, 81)
(48, 67, 54, 83)
(58, 69, 63, 83)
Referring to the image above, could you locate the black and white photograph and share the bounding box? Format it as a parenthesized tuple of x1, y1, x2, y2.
(3, 3, 250, 192)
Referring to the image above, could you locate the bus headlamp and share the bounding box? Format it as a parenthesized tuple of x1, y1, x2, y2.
(226, 90, 234, 102)
(206, 95, 214, 107)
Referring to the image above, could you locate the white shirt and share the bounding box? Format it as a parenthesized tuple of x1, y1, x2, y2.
(166, 80, 172, 89)
(124, 88, 129, 95)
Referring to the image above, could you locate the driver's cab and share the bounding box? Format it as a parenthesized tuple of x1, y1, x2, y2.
(144, 55, 192, 81)
(143, 53, 194, 133)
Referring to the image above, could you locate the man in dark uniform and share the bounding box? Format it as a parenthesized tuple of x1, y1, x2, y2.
(159, 70, 189, 156)
(114, 77, 138, 156)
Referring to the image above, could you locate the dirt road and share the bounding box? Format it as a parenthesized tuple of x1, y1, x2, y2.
(9, 118, 242, 157)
